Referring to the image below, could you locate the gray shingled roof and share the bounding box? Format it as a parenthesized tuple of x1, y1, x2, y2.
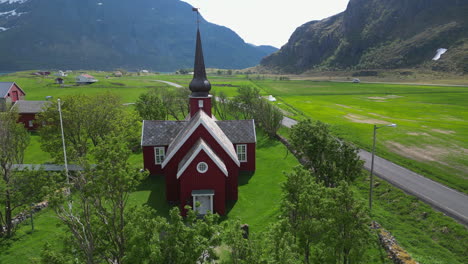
(0, 82, 14, 97)
(216, 120, 256, 143)
(141, 120, 187, 146)
(11, 100, 50, 113)
(141, 118, 256, 146)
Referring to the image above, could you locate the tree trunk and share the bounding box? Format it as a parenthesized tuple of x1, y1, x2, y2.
(5, 193, 12, 237)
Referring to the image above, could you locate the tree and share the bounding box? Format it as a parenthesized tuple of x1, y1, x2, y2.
(0, 112, 53, 238)
(135, 89, 166, 120)
(328, 182, 371, 264)
(254, 99, 283, 138)
(290, 119, 363, 187)
(160, 87, 190, 120)
(38, 93, 140, 162)
(47, 134, 146, 264)
(279, 166, 371, 264)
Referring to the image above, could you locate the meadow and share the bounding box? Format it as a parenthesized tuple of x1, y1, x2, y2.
(251, 79, 468, 193)
(0, 71, 466, 263)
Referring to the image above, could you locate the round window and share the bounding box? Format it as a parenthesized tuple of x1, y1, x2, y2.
(197, 162, 208, 173)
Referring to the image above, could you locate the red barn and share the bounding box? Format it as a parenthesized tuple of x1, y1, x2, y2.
(141, 29, 256, 215)
(0, 82, 26, 111)
(11, 100, 51, 130)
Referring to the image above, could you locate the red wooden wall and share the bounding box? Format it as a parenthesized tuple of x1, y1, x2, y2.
(179, 151, 227, 215)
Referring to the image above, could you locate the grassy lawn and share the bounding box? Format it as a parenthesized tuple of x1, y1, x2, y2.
(353, 174, 468, 264)
(253, 79, 468, 193)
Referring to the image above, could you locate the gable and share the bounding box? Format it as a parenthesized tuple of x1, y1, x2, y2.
(177, 139, 228, 178)
(162, 111, 240, 168)
(0, 82, 26, 98)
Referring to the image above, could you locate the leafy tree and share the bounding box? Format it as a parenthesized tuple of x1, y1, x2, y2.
(38, 93, 140, 162)
(221, 219, 263, 264)
(212, 91, 229, 120)
(47, 134, 146, 264)
(328, 182, 371, 264)
(261, 220, 301, 264)
(290, 119, 362, 187)
(254, 99, 283, 138)
(0, 112, 54, 237)
(160, 87, 190, 120)
(135, 89, 166, 120)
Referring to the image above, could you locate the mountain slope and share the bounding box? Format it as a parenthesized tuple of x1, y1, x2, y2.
(0, 0, 276, 71)
(261, 0, 468, 73)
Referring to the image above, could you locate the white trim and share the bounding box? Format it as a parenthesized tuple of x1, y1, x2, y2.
(140, 120, 145, 147)
(177, 143, 228, 178)
(252, 119, 257, 143)
(154, 147, 165, 165)
(236, 144, 247, 162)
(162, 112, 240, 168)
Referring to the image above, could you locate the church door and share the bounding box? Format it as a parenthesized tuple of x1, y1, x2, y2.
(192, 190, 214, 215)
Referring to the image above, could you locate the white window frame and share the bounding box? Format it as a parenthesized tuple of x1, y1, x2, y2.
(197, 162, 208, 173)
(154, 147, 165, 165)
(28, 120, 34, 127)
(236, 144, 247, 162)
(198, 99, 204, 108)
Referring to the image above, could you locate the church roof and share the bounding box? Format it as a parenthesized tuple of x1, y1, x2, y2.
(161, 111, 240, 168)
(141, 120, 186, 146)
(177, 139, 228, 178)
(141, 118, 256, 147)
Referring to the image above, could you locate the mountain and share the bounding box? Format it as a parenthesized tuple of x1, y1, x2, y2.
(261, 0, 468, 74)
(0, 0, 277, 71)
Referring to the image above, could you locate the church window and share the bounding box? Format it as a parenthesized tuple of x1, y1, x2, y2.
(154, 147, 165, 165)
(197, 162, 208, 173)
(236, 144, 247, 162)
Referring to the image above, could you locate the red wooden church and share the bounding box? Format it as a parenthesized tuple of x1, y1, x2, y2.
(141, 29, 256, 215)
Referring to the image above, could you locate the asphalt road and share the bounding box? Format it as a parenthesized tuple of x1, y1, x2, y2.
(282, 117, 468, 225)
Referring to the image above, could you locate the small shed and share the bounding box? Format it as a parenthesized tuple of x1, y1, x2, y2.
(55, 78, 64, 84)
(113, 71, 123, 77)
(0, 82, 26, 111)
(76, 74, 98, 84)
(10, 100, 51, 130)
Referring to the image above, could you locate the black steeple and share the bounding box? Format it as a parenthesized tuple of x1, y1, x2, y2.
(189, 29, 211, 97)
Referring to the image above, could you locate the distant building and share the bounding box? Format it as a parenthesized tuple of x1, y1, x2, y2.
(0, 82, 26, 111)
(113, 71, 123, 77)
(55, 78, 64, 84)
(76, 74, 98, 84)
(11, 100, 51, 130)
(55, 70, 67, 77)
(140, 70, 149, 74)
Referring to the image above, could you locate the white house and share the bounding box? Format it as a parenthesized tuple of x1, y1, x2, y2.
(76, 74, 98, 84)
(55, 70, 68, 77)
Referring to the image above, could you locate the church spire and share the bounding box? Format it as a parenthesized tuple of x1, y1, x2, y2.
(189, 23, 211, 97)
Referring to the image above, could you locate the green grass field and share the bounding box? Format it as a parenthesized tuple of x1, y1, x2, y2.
(252, 79, 468, 193)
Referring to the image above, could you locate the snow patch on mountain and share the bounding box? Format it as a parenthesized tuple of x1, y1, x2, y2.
(0, 27, 9, 32)
(0, 0, 29, 4)
(0, 9, 27, 17)
(432, 48, 448, 61)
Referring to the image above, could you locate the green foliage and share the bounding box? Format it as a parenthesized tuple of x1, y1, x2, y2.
(125, 206, 221, 264)
(279, 167, 371, 264)
(37, 93, 140, 162)
(46, 134, 146, 264)
(290, 120, 363, 187)
(135, 89, 166, 120)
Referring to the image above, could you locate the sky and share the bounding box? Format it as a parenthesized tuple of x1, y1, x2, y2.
(181, 0, 350, 48)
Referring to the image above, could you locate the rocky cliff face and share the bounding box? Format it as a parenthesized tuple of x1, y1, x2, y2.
(0, 0, 276, 71)
(261, 0, 468, 73)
